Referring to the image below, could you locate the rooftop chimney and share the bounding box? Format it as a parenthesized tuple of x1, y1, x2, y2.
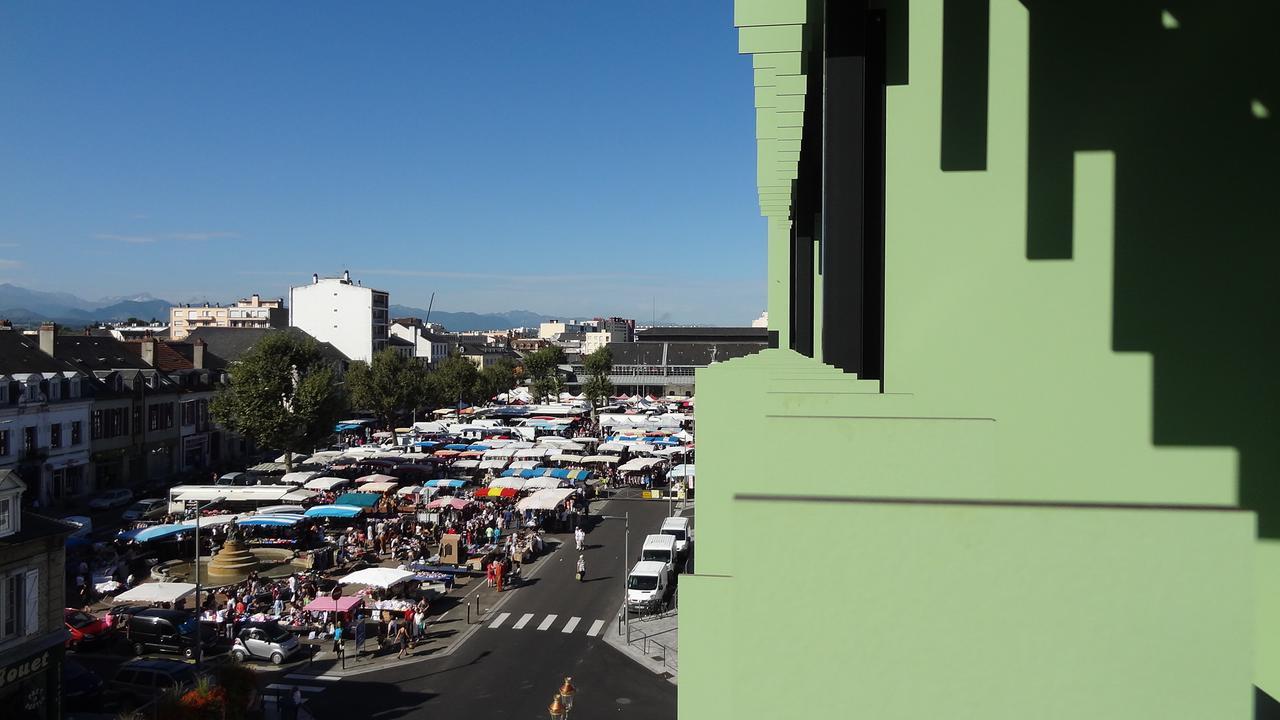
(192, 338, 206, 369)
(38, 322, 56, 356)
(313, 273, 319, 284)
(343, 270, 351, 283)
(141, 336, 157, 367)
(251, 293, 260, 305)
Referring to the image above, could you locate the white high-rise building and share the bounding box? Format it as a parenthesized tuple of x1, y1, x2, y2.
(288, 271, 389, 364)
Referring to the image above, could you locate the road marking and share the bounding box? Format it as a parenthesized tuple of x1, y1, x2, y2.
(266, 684, 325, 692)
(488, 612, 511, 629)
(586, 619, 605, 637)
(512, 613, 535, 630)
(285, 674, 339, 682)
(537, 614, 558, 631)
(561, 616, 581, 634)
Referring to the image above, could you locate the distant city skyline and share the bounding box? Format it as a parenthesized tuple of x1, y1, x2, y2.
(0, 3, 766, 325)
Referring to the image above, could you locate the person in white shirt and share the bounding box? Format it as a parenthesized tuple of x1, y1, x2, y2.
(574, 526, 585, 551)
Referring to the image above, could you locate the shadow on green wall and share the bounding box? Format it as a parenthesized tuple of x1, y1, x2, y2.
(1008, 1, 1280, 542)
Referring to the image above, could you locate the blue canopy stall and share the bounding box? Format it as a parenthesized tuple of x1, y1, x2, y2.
(333, 492, 382, 508)
(423, 479, 469, 489)
(303, 504, 364, 519)
(237, 515, 305, 528)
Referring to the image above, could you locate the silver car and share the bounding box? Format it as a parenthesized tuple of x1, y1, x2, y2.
(121, 498, 167, 522)
(231, 622, 300, 665)
(88, 488, 134, 510)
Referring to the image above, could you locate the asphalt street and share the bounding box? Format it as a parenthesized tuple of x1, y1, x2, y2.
(298, 494, 678, 720)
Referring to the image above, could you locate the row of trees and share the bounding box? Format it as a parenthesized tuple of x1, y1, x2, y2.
(211, 334, 614, 470)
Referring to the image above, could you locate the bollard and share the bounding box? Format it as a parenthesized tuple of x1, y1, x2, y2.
(475, 594, 480, 616)
(466, 604, 471, 625)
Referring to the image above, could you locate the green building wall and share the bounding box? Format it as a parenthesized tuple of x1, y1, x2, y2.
(681, 1, 1276, 717)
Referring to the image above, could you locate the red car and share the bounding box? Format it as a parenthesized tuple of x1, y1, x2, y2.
(64, 608, 112, 649)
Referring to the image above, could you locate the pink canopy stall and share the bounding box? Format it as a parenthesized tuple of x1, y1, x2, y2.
(303, 595, 365, 613)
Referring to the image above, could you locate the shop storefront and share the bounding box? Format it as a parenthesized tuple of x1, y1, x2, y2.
(0, 640, 64, 720)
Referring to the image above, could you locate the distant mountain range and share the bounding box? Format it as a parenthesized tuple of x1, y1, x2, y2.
(0, 284, 173, 326)
(0, 284, 557, 332)
(389, 305, 556, 332)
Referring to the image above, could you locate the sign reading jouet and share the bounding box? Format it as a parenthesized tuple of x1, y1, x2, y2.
(0, 652, 49, 691)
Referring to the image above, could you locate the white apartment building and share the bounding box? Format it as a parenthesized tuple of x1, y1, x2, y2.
(169, 294, 287, 341)
(389, 320, 450, 367)
(538, 320, 588, 340)
(289, 271, 389, 364)
(582, 328, 624, 353)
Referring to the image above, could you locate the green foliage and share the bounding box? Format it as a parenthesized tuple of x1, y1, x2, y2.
(433, 351, 480, 409)
(523, 346, 567, 402)
(210, 332, 347, 471)
(346, 349, 432, 439)
(474, 357, 520, 402)
(582, 346, 615, 408)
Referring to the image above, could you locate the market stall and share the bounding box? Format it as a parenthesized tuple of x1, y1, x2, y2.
(304, 477, 353, 492)
(280, 470, 321, 486)
(112, 582, 197, 606)
(515, 488, 576, 512)
(474, 487, 518, 500)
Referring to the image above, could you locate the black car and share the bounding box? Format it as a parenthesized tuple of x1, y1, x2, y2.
(63, 658, 105, 711)
(116, 608, 219, 659)
(109, 658, 201, 705)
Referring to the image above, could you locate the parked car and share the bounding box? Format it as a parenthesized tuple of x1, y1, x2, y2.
(62, 658, 105, 710)
(88, 488, 134, 511)
(216, 472, 257, 486)
(626, 560, 675, 614)
(65, 608, 114, 649)
(63, 515, 93, 539)
(231, 621, 301, 665)
(109, 658, 200, 705)
(116, 607, 219, 659)
(121, 498, 167, 522)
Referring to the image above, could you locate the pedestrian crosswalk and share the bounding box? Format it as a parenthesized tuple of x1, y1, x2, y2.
(263, 674, 340, 717)
(482, 611, 609, 637)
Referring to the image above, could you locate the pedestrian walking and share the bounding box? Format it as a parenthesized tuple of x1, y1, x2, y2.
(395, 622, 410, 659)
(574, 526, 585, 551)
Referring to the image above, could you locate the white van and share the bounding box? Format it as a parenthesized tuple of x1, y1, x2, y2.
(626, 561, 673, 614)
(640, 534, 679, 571)
(660, 516, 692, 557)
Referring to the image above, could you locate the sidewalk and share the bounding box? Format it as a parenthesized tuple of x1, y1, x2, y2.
(602, 603, 679, 685)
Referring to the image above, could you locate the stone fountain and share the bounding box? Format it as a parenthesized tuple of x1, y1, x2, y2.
(152, 517, 300, 586)
(205, 519, 261, 579)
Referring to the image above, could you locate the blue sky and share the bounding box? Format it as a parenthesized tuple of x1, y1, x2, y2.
(0, 2, 766, 324)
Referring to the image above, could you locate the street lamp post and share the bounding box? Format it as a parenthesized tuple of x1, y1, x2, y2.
(601, 512, 630, 643)
(192, 495, 226, 670)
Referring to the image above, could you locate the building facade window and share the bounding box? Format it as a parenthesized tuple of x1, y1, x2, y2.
(148, 405, 159, 431)
(50, 423, 61, 449)
(72, 420, 82, 445)
(0, 497, 11, 536)
(0, 430, 8, 456)
(22, 427, 36, 454)
(91, 410, 103, 440)
(1, 568, 37, 641)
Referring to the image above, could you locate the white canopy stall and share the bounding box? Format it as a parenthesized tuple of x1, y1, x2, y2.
(515, 488, 576, 512)
(112, 582, 197, 605)
(303, 477, 352, 491)
(339, 568, 417, 589)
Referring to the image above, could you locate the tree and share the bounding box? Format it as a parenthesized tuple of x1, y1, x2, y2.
(523, 346, 567, 403)
(433, 352, 480, 412)
(346, 349, 432, 442)
(474, 357, 520, 403)
(581, 346, 615, 416)
(210, 332, 347, 472)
